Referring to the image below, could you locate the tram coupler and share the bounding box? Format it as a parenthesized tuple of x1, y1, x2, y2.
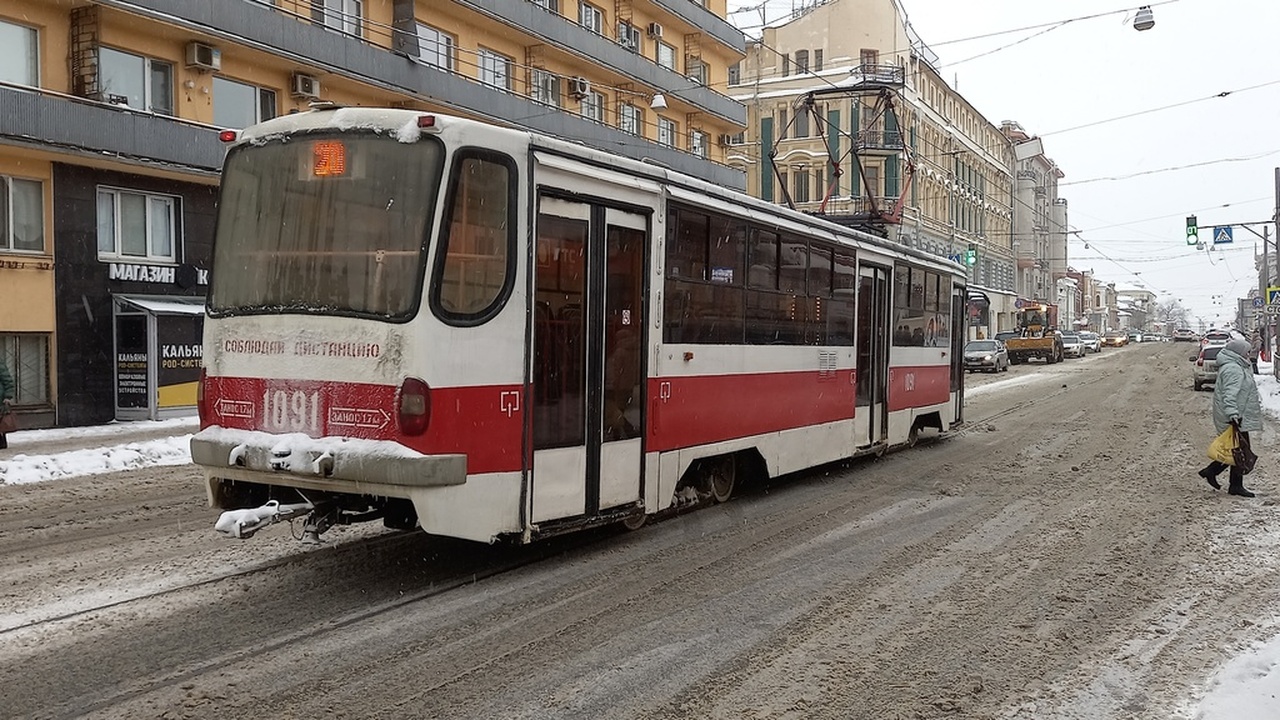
(215, 499, 315, 539)
(300, 502, 339, 545)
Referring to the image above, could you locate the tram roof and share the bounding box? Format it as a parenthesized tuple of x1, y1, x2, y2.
(230, 106, 963, 278)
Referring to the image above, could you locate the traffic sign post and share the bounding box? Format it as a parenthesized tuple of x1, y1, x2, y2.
(1213, 226, 1233, 244)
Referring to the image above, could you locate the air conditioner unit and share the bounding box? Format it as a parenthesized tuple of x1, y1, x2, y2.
(647, 22, 663, 39)
(185, 42, 222, 71)
(291, 73, 321, 99)
(569, 76, 590, 99)
(717, 134, 733, 147)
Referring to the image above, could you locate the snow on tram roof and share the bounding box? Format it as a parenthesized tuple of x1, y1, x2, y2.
(231, 106, 961, 275)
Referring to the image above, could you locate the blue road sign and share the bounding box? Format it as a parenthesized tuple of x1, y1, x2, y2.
(1269, 287, 1280, 305)
(1254, 297, 1265, 308)
(1213, 226, 1233, 244)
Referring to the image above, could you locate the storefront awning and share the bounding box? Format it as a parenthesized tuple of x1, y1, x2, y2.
(117, 294, 206, 316)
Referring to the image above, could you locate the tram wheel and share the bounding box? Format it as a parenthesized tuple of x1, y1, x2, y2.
(703, 455, 737, 504)
(622, 511, 647, 531)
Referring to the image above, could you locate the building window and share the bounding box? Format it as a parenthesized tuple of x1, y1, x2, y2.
(794, 50, 809, 73)
(478, 48, 513, 91)
(212, 77, 276, 129)
(99, 47, 173, 115)
(656, 41, 677, 70)
(690, 130, 708, 159)
(315, 0, 362, 35)
(579, 89, 604, 122)
(619, 102, 642, 135)
(658, 117, 677, 147)
(814, 49, 824, 72)
(579, 2, 603, 34)
(793, 168, 811, 204)
(0, 19, 38, 87)
(531, 69, 560, 107)
(417, 23, 456, 72)
(1, 333, 50, 406)
(1, 176, 43, 253)
(782, 54, 790, 77)
(860, 48, 879, 69)
(96, 188, 179, 262)
(530, 0, 559, 10)
(728, 62, 740, 86)
(687, 58, 707, 85)
(617, 22, 640, 52)
(794, 109, 809, 138)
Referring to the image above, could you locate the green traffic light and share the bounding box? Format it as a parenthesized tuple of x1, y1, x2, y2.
(1186, 215, 1198, 245)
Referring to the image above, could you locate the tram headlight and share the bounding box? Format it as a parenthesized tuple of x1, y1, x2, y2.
(398, 377, 431, 436)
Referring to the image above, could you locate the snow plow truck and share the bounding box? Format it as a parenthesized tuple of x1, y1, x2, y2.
(1005, 303, 1064, 364)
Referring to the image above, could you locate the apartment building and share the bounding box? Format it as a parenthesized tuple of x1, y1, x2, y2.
(0, 0, 746, 427)
(727, 0, 1022, 338)
(1002, 120, 1070, 310)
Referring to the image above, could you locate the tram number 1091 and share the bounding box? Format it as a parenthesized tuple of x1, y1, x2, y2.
(262, 388, 322, 434)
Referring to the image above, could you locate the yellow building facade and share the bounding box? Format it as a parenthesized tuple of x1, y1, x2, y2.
(0, 0, 746, 426)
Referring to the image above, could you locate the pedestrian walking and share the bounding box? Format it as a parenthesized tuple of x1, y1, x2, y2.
(1198, 338, 1262, 497)
(1250, 330, 1262, 374)
(0, 358, 14, 449)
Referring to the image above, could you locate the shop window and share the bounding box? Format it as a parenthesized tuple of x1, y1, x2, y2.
(212, 76, 277, 129)
(99, 47, 172, 115)
(0, 176, 44, 252)
(0, 19, 38, 87)
(416, 23, 456, 72)
(97, 187, 179, 262)
(1, 333, 50, 406)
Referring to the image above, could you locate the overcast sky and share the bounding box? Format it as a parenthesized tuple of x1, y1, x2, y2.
(729, 0, 1280, 327)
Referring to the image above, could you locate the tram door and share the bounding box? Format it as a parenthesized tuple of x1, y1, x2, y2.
(531, 197, 646, 523)
(951, 283, 966, 425)
(855, 264, 891, 447)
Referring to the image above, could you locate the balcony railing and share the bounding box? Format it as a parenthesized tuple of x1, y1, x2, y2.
(846, 63, 905, 87)
(852, 130, 904, 151)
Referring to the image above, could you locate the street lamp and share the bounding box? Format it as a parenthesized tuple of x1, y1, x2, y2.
(1133, 6, 1155, 31)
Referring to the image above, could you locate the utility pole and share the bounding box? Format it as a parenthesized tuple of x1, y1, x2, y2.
(1274, 167, 1279, 378)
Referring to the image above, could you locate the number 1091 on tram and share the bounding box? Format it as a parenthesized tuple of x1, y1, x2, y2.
(191, 106, 966, 544)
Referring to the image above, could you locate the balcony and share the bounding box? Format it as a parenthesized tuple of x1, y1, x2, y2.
(844, 63, 905, 90)
(852, 130, 904, 153)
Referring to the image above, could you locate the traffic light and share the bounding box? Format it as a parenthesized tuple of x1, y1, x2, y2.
(1186, 215, 1198, 245)
(965, 244, 977, 266)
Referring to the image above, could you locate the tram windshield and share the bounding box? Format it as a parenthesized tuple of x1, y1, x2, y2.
(209, 132, 445, 319)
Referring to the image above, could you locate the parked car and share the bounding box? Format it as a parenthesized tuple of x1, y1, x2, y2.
(1173, 328, 1198, 342)
(1201, 329, 1233, 347)
(1061, 333, 1086, 358)
(1102, 331, 1128, 347)
(964, 339, 1010, 373)
(1191, 345, 1224, 391)
(1127, 331, 1144, 343)
(1078, 331, 1102, 353)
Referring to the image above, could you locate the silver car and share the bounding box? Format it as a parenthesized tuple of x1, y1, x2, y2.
(1190, 345, 1223, 391)
(1061, 333, 1086, 358)
(964, 340, 1010, 373)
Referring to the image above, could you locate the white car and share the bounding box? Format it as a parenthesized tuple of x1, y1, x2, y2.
(1078, 331, 1102, 353)
(1061, 333, 1086, 358)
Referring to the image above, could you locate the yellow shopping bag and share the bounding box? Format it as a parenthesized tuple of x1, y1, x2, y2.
(1207, 426, 1239, 465)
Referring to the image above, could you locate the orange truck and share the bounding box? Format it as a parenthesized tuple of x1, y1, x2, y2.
(1005, 302, 1064, 364)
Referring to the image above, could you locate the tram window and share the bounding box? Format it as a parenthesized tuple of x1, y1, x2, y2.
(746, 290, 802, 344)
(925, 271, 939, 312)
(708, 214, 745, 285)
(808, 245, 833, 298)
(910, 268, 926, 310)
(748, 230, 778, 290)
(893, 265, 909, 309)
(779, 236, 807, 293)
(825, 296, 855, 346)
(832, 251, 856, 296)
(665, 279, 744, 344)
(668, 208, 709, 281)
(434, 152, 515, 321)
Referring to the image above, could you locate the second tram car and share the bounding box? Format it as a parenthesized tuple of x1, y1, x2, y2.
(192, 106, 966, 544)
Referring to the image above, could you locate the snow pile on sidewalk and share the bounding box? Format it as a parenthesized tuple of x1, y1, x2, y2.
(0, 435, 193, 485)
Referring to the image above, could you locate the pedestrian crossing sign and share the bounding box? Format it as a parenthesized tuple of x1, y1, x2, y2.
(1213, 226, 1233, 244)
(1269, 286, 1280, 305)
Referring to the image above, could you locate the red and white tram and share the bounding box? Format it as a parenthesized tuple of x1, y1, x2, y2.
(192, 106, 966, 544)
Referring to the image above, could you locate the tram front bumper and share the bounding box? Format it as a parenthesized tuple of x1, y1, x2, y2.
(190, 427, 466, 488)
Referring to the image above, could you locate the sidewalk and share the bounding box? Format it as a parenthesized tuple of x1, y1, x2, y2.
(0, 416, 198, 485)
